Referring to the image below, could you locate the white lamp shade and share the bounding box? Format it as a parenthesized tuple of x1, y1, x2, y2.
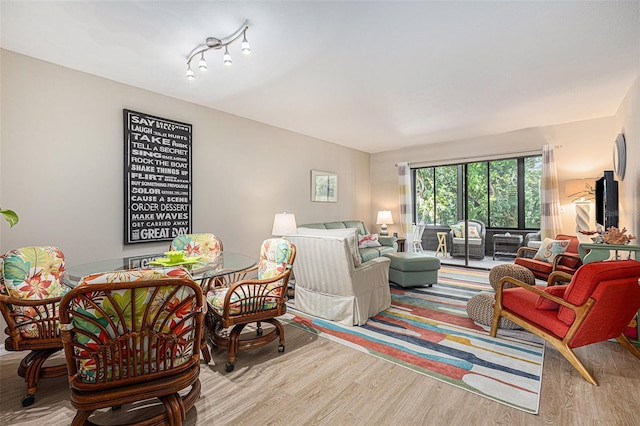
(272, 213, 297, 236)
(376, 210, 394, 225)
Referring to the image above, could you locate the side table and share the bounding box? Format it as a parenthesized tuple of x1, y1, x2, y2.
(435, 232, 448, 257)
(492, 234, 523, 260)
(578, 243, 640, 264)
(396, 238, 406, 252)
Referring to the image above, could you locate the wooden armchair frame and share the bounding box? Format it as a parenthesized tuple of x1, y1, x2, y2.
(516, 247, 582, 270)
(59, 277, 205, 426)
(0, 293, 67, 406)
(208, 243, 296, 372)
(209, 269, 293, 372)
(514, 234, 583, 280)
(491, 268, 640, 385)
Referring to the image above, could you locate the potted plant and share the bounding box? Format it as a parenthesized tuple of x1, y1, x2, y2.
(1, 208, 19, 227)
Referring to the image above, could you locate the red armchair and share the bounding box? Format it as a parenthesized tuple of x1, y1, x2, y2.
(514, 234, 582, 280)
(491, 259, 640, 385)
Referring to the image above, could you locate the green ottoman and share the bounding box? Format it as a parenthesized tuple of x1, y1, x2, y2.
(382, 252, 440, 287)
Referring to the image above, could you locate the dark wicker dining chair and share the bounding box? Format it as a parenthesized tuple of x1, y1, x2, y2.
(206, 238, 296, 372)
(0, 246, 69, 406)
(59, 268, 204, 426)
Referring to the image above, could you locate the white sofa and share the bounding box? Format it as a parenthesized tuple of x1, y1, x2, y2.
(286, 234, 391, 326)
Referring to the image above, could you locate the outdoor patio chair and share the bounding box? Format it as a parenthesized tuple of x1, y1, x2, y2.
(412, 224, 426, 252)
(449, 220, 486, 259)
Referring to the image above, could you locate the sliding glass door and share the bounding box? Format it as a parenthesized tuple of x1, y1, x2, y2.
(413, 155, 542, 266)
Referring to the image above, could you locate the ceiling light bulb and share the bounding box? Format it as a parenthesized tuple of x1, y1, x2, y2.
(198, 53, 207, 71)
(186, 65, 195, 80)
(223, 46, 232, 66)
(242, 32, 251, 55)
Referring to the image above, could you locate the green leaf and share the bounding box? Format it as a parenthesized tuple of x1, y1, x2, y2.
(0, 209, 19, 227)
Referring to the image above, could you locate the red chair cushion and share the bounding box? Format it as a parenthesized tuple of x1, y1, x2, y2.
(535, 285, 567, 310)
(558, 260, 640, 325)
(514, 258, 552, 279)
(555, 235, 581, 269)
(569, 275, 640, 348)
(501, 286, 570, 338)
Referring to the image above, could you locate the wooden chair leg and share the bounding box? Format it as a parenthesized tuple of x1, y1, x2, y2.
(489, 310, 501, 337)
(556, 343, 598, 386)
(616, 334, 640, 360)
(71, 410, 93, 426)
(160, 392, 186, 426)
(17, 348, 66, 406)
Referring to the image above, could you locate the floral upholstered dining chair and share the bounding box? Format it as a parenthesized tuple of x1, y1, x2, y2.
(170, 233, 223, 260)
(59, 267, 205, 425)
(0, 246, 69, 406)
(77, 266, 211, 362)
(207, 238, 296, 372)
(170, 233, 227, 291)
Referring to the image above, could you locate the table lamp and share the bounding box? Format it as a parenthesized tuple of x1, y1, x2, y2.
(565, 179, 595, 233)
(272, 213, 297, 236)
(376, 210, 393, 236)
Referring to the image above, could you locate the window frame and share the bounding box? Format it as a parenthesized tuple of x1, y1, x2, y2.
(412, 154, 541, 230)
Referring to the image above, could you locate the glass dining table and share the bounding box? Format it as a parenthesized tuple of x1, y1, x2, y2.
(62, 252, 258, 288)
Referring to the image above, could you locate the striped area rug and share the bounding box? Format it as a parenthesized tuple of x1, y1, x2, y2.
(283, 267, 544, 414)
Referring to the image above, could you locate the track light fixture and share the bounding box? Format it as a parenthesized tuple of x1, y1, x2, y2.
(185, 23, 250, 80)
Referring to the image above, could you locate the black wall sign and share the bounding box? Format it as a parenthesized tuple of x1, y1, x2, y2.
(124, 109, 192, 244)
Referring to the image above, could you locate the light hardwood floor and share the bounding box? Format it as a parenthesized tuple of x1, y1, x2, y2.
(1, 324, 639, 425)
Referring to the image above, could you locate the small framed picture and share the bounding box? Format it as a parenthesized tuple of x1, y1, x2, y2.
(311, 170, 338, 202)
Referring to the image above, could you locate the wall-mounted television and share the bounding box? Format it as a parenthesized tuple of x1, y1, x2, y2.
(595, 170, 619, 229)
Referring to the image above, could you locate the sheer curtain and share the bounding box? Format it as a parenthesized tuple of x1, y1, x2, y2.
(540, 145, 563, 239)
(397, 162, 413, 252)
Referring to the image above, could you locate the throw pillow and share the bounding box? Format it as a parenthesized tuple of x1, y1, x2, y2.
(535, 285, 567, 310)
(296, 227, 361, 267)
(533, 238, 570, 263)
(358, 234, 382, 248)
(468, 226, 480, 239)
(450, 223, 463, 238)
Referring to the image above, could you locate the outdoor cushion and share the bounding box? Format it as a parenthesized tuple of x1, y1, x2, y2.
(452, 237, 482, 245)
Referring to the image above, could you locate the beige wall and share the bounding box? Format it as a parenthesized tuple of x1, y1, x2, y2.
(371, 114, 635, 239)
(0, 50, 372, 263)
(615, 76, 640, 238)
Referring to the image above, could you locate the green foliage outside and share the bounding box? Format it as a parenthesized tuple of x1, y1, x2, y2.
(524, 156, 542, 228)
(415, 155, 541, 229)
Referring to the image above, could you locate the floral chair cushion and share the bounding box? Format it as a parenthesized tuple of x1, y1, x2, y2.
(0, 246, 68, 339)
(207, 239, 294, 316)
(79, 267, 190, 286)
(0, 246, 67, 300)
(170, 233, 222, 260)
(68, 267, 197, 383)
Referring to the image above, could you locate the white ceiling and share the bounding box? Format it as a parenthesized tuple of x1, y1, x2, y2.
(2, 1, 639, 153)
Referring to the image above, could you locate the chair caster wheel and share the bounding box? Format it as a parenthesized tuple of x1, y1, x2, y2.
(22, 394, 35, 407)
(225, 362, 235, 372)
(257, 328, 263, 336)
(278, 344, 285, 353)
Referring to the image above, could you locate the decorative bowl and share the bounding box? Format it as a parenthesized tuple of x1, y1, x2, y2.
(165, 250, 185, 263)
